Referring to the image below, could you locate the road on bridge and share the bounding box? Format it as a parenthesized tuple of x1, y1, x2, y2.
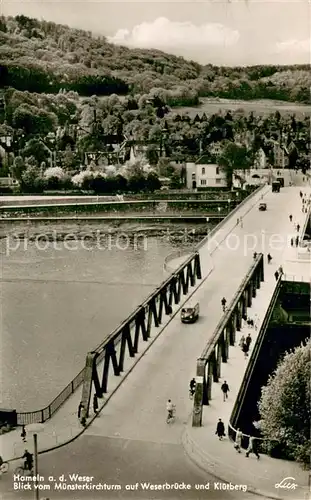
(1, 186, 303, 500)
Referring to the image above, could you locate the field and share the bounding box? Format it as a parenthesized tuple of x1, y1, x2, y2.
(171, 97, 311, 117)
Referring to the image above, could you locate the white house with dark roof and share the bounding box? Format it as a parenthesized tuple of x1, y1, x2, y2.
(186, 155, 227, 189)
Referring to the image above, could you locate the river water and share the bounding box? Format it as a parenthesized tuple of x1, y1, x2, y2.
(0, 232, 186, 412)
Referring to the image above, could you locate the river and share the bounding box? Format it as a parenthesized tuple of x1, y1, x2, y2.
(0, 231, 190, 412)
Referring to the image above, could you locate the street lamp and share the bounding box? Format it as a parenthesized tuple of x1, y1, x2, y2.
(26, 423, 45, 500)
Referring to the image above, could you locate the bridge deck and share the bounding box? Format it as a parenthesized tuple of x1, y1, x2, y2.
(1, 186, 310, 500)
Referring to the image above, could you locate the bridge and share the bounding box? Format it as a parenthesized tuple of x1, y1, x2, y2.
(0, 184, 310, 500)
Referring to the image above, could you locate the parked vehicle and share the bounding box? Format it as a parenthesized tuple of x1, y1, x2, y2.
(259, 203, 267, 211)
(181, 303, 199, 323)
(272, 181, 281, 192)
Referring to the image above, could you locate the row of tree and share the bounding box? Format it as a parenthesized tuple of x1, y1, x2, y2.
(0, 15, 310, 102)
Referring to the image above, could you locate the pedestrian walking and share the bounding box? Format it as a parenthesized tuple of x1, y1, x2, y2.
(240, 218, 243, 228)
(274, 270, 279, 281)
(300, 191, 303, 198)
(267, 253, 272, 264)
(245, 436, 260, 459)
(278, 265, 283, 275)
(80, 408, 87, 427)
(78, 402, 84, 419)
(290, 237, 294, 247)
(221, 297, 227, 312)
(295, 235, 299, 247)
(242, 342, 249, 359)
(297, 224, 300, 232)
(253, 252, 257, 259)
(21, 425, 27, 443)
(237, 217, 240, 226)
(245, 334, 252, 350)
(239, 335, 245, 348)
(215, 419, 225, 440)
(221, 381, 230, 401)
(93, 394, 98, 413)
(289, 214, 292, 222)
(234, 428, 243, 453)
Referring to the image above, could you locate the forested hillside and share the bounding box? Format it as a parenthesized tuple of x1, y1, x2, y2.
(0, 14, 310, 103)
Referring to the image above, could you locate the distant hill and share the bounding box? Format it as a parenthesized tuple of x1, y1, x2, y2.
(0, 15, 310, 103)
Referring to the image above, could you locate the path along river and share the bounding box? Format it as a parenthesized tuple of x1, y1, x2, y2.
(0, 220, 208, 412)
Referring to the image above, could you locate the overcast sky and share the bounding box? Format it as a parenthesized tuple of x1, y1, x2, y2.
(1, 0, 310, 66)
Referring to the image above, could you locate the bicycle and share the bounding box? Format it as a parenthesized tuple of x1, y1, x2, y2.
(15, 463, 33, 475)
(166, 406, 176, 424)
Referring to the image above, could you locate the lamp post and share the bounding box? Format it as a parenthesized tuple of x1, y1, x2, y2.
(26, 423, 45, 500)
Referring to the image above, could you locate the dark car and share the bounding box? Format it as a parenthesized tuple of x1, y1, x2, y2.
(181, 303, 199, 323)
(259, 203, 267, 211)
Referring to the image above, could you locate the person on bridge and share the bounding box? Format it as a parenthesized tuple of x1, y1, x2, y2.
(267, 253, 272, 264)
(215, 419, 225, 440)
(242, 342, 249, 359)
(289, 214, 293, 222)
(234, 429, 243, 453)
(166, 400, 175, 423)
(78, 402, 84, 419)
(93, 394, 98, 414)
(274, 270, 279, 281)
(221, 381, 230, 401)
(245, 436, 260, 459)
(23, 450, 33, 471)
(21, 425, 26, 443)
(221, 297, 227, 311)
(189, 378, 196, 397)
(295, 236, 299, 247)
(297, 224, 300, 232)
(245, 334, 252, 350)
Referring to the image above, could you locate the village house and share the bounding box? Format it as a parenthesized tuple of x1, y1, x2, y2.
(186, 155, 227, 189)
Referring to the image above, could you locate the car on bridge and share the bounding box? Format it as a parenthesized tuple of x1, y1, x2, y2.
(181, 302, 199, 323)
(259, 203, 267, 211)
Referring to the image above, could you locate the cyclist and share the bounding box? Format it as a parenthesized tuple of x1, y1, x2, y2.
(166, 399, 175, 423)
(221, 297, 227, 312)
(189, 378, 196, 398)
(22, 450, 33, 471)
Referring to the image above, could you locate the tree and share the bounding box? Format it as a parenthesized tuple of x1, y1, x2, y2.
(21, 165, 44, 193)
(258, 340, 311, 467)
(218, 142, 252, 189)
(145, 172, 161, 192)
(146, 145, 159, 166)
(10, 155, 26, 180)
(21, 138, 51, 165)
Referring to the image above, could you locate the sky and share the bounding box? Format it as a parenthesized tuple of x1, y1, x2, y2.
(1, 0, 310, 66)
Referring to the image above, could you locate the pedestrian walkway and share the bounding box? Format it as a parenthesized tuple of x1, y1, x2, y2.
(183, 269, 310, 500)
(1, 186, 310, 500)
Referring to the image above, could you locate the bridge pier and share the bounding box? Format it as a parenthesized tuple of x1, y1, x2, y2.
(236, 305, 242, 331)
(216, 343, 222, 380)
(247, 281, 253, 306)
